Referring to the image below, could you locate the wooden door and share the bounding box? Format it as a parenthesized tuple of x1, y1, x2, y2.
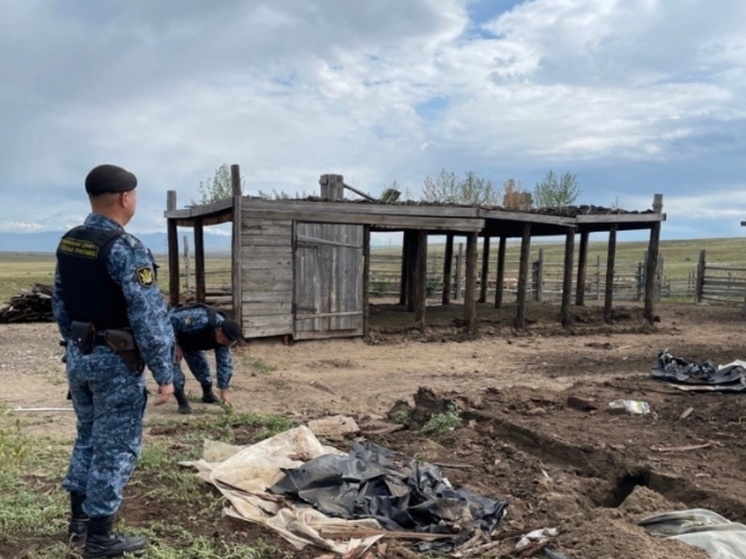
(294, 222, 364, 339)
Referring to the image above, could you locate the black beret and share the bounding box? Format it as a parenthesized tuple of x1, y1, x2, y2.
(85, 164, 137, 195)
(220, 320, 241, 342)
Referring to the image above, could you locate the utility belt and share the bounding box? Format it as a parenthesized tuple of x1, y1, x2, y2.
(69, 321, 144, 373)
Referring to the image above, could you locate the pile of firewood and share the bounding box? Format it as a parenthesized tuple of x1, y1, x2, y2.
(0, 283, 54, 323)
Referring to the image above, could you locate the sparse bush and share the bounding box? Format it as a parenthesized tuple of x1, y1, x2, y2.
(421, 403, 462, 434)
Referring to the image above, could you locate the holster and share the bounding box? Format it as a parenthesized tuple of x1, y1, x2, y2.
(104, 329, 145, 373)
(70, 321, 96, 355)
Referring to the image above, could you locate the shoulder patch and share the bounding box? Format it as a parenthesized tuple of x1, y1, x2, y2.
(136, 266, 156, 287)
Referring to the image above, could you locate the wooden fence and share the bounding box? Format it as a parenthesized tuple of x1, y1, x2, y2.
(175, 242, 746, 307)
(694, 250, 746, 305)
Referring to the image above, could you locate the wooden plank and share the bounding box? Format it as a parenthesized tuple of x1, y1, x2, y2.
(363, 225, 370, 337)
(575, 213, 663, 224)
(244, 323, 294, 338)
(464, 232, 477, 330)
(414, 231, 428, 330)
(604, 225, 618, 323)
(243, 314, 294, 328)
(243, 257, 293, 270)
(194, 220, 206, 302)
(495, 236, 507, 309)
(242, 208, 483, 231)
(242, 269, 292, 284)
(242, 291, 293, 303)
(575, 231, 589, 306)
(164, 198, 234, 219)
(242, 221, 293, 235)
(242, 236, 294, 248)
(167, 191, 180, 307)
(245, 279, 293, 291)
(479, 236, 490, 303)
(515, 224, 531, 329)
(560, 230, 574, 325)
(244, 197, 479, 218)
(231, 165, 243, 329)
(294, 328, 363, 340)
(244, 301, 293, 314)
(296, 311, 363, 320)
(644, 194, 663, 324)
(296, 235, 363, 249)
(442, 233, 454, 305)
(240, 246, 293, 257)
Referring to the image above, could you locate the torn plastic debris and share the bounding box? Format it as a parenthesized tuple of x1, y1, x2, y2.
(269, 439, 508, 551)
(516, 527, 559, 550)
(608, 399, 651, 415)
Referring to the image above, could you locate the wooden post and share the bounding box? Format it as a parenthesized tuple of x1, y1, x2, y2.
(455, 242, 463, 300)
(604, 224, 618, 323)
(534, 248, 544, 302)
(406, 232, 418, 312)
(644, 194, 662, 324)
(363, 225, 370, 336)
(442, 233, 454, 305)
(479, 236, 491, 303)
(320, 174, 344, 201)
(575, 231, 589, 306)
(194, 219, 205, 303)
(166, 190, 180, 307)
(560, 230, 574, 325)
(182, 235, 190, 291)
(464, 231, 478, 330)
(399, 231, 410, 305)
(595, 254, 601, 301)
(414, 231, 428, 331)
(695, 250, 705, 303)
(495, 236, 506, 309)
(515, 224, 531, 329)
(230, 164, 243, 328)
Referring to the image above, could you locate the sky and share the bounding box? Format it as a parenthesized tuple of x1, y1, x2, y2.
(0, 0, 744, 243)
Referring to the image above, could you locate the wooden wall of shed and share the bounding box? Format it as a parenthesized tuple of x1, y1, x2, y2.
(240, 218, 294, 338)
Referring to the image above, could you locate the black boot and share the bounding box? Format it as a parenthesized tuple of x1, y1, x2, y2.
(174, 387, 192, 414)
(68, 491, 88, 543)
(84, 515, 147, 558)
(200, 382, 219, 404)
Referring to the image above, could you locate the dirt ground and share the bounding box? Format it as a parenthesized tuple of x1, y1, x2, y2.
(2, 300, 746, 558)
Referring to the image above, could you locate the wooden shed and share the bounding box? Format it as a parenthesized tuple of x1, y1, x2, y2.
(164, 166, 665, 341)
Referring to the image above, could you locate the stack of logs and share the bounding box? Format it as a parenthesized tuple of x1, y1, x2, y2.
(0, 283, 54, 323)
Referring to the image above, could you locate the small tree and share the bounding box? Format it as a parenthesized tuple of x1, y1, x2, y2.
(421, 168, 500, 206)
(502, 178, 532, 210)
(533, 170, 581, 208)
(197, 164, 240, 204)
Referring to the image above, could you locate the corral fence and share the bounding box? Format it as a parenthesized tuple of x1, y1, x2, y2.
(694, 250, 746, 305)
(175, 240, 744, 307)
(369, 245, 697, 303)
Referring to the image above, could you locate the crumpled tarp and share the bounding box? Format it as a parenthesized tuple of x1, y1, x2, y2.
(182, 425, 508, 554)
(650, 349, 746, 392)
(639, 508, 746, 559)
(182, 425, 384, 554)
(268, 439, 508, 550)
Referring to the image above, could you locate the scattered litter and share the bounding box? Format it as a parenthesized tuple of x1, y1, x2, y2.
(679, 407, 694, 420)
(608, 400, 651, 415)
(651, 349, 746, 392)
(650, 442, 712, 453)
(516, 527, 559, 550)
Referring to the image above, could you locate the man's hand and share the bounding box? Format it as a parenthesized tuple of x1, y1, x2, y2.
(219, 389, 231, 405)
(154, 383, 174, 406)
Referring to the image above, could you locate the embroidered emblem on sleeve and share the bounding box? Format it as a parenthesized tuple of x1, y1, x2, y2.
(136, 266, 155, 287)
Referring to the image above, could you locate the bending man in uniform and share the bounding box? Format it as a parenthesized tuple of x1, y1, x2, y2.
(53, 164, 175, 559)
(169, 303, 241, 414)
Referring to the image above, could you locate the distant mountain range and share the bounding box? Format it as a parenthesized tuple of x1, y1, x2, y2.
(0, 231, 232, 254)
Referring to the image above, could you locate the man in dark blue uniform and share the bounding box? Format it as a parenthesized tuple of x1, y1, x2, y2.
(169, 304, 240, 414)
(53, 164, 175, 558)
